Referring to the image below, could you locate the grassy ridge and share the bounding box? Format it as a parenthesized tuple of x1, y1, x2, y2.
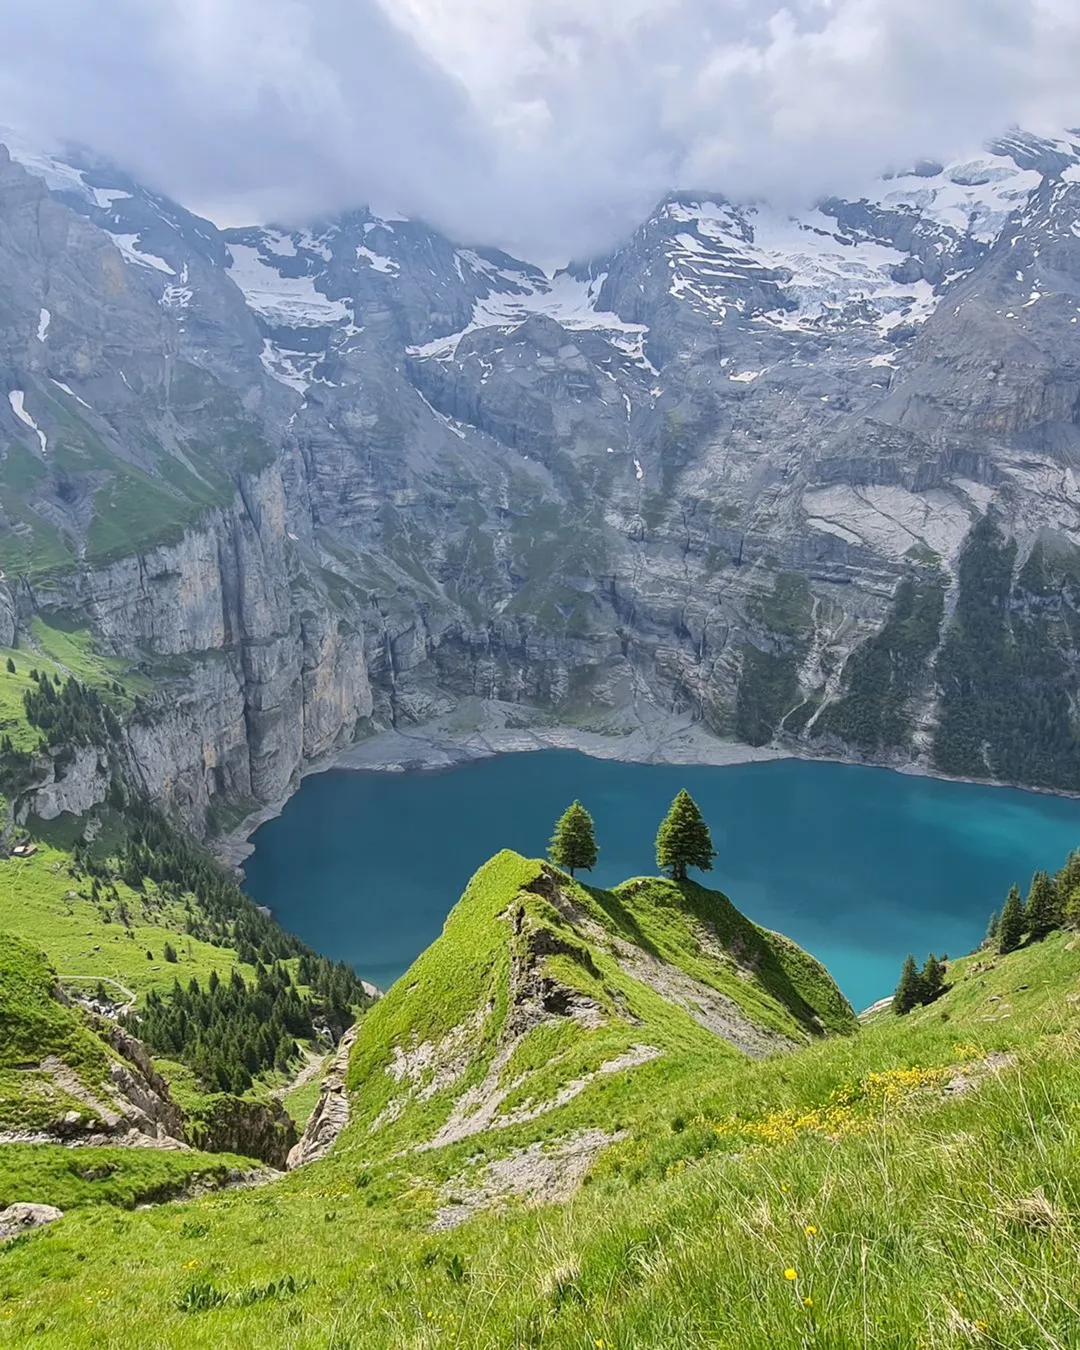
(341, 853, 852, 1173)
(0, 933, 109, 1070)
(0, 1145, 257, 1215)
(0, 933, 116, 1132)
(0, 900, 1077, 1345)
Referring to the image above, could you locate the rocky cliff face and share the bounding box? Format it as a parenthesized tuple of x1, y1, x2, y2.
(2, 127, 1080, 816)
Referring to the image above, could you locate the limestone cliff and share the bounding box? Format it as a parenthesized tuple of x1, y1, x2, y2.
(2, 129, 1080, 819)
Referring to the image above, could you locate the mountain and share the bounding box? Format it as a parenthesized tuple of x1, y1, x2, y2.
(2, 124, 1080, 838)
(3, 122, 1080, 1347)
(4, 839, 1080, 1347)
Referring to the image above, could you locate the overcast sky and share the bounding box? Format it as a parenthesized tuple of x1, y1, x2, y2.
(2, 0, 1079, 261)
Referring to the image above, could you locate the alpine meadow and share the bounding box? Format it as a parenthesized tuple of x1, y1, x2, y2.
(4, 14, 1080, 1346)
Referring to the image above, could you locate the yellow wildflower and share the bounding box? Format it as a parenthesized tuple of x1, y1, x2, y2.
(182, 1259, 199, 1270)
(784, 1268, 798, 1281)
(805, 1225, 817, 1236)
(803, 1297, 814, 1308)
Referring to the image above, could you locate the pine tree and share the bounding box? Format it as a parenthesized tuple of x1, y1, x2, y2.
(547, 800, 598, 877)
(998, 884, 1025, 954)
(892, 954, 923, 1015)
(984, 910, 1000, 946)
(655, 789, 716, 881)
(1025, 870, 1059, 941)
(5, 657, 14, 674)
(1053, 849, 1080, 927)
(919, 953, 945, 1004)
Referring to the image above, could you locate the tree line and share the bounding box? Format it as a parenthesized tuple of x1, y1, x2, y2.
(892, 849, 1080, 1015)
(24, 670, 122, 748)
(547, 788, 716, 881)
(128, 963, 329, 1096)
(931, 516, 1080, 790)
(73, 800, 369, 1094)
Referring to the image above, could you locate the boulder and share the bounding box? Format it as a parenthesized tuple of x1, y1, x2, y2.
(0, 1203, 63, 1241)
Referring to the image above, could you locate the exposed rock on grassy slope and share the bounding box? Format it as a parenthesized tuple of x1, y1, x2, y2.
(2, 869, 1078, 1346)
(0, 932, 185, 1146)
(344, 852, 854, 1161)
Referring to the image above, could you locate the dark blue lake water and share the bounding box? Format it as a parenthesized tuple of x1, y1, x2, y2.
(242, 753, 1080, 1011)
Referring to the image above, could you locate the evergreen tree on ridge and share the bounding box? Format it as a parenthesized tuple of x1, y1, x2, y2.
(892, 954, 923, 1015)
(548, 800, 598, 877)
(1025, 870, 1060, 941)
(998, 884, 1025, 955)
(655, 789, 716, 881)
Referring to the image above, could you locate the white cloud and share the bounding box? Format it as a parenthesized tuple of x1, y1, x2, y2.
(2, 0, 1080, 260)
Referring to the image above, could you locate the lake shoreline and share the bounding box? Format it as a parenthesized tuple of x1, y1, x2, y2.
(214, 698, 1080, 871)
(213, 702, 788, 868)
(234, 714, 1080, 1014)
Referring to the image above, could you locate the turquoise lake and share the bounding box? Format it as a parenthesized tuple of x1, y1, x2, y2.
(242, 753, 1080, 1011)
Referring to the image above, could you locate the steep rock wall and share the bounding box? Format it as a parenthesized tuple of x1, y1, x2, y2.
(11, 463, 373, 827)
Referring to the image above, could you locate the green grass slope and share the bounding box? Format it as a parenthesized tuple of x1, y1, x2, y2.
(341, 852, 854, 1168)
(0, 934, 266, 1219)
(0, 932, 117, 1133)
(2, 860, 1079, 1348)
(0, 844, 258, 1004)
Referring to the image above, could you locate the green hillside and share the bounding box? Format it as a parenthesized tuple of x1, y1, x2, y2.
(0, 794, 368, 1161)
(0, 932, 118, 1133)
(2, 840, 1079, 1348)
(344, 851, 853, 1165)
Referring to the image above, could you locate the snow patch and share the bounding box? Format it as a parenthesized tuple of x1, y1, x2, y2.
(36, 308, 50, 342)
(51, 380, 92, 410)
(8, 391, 47, 455)
(259, 339, 318, 393)
(873, 152, 1042, 242)
(2, 131, 92, 199)
(262, 231, 297, 258)
(107, 233, 175, 275)
(90, 187, 133, 210)
(661, 198, 943, 336)
(161, 263, 192, 311)
(356, 245, 399, 274)
(228, 244, 350, 327)
(409, 266, 648, 362)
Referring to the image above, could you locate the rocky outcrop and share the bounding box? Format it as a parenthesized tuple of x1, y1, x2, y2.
(0, 1204, 63, 1241)
(30, 745, 111, 821)
(286, 1023, 359, 1168)
(185, 1094, 298, 1170)
(98, 1023, 187, 1141)
(3, 128, 1080, 815)
(7, 461, 373, 828)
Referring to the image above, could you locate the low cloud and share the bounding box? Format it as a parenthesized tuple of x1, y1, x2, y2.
(2, 0, 1079, 261)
